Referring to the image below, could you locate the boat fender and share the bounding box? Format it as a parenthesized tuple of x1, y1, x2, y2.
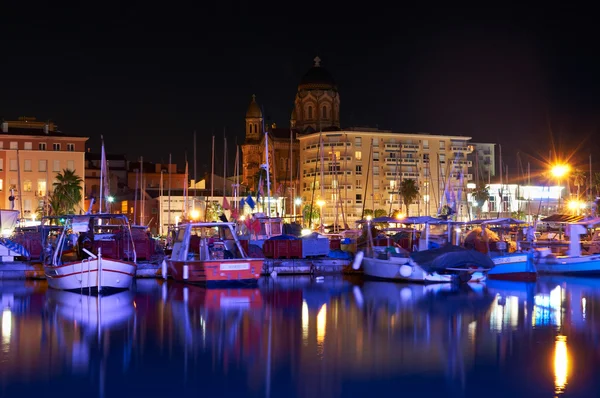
(399, 264, 413, 277)
(352, 251, 365, 270)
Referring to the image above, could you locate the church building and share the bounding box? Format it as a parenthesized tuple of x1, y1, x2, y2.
(241, 56, 341, 215)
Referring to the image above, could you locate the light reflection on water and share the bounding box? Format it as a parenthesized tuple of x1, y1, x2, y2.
(0, 276, 599, 397)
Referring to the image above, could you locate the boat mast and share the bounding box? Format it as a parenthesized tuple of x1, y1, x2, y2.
(193, 131, 197, 212)
(99, 137, 105, 214)
(264, 128, 271, 217)
(139, 156, 144, 225)
(290, 128, 293, 219)
(168, 153, 172, 230)
(211, 135, 215, 219)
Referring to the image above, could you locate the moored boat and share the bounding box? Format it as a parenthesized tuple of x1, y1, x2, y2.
(42, 214, 137, 293)
(167, 221, 263, 285)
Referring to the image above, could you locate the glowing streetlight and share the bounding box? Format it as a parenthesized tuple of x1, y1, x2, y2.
(551, 164, 570, 178)
(316, 199, 325, 233)
(550, 164, 570, 212)
(190, 209, 200, 220)
(107, 196, 115, 213)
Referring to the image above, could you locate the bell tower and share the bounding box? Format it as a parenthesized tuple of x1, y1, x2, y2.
(245, 94, 263, 142)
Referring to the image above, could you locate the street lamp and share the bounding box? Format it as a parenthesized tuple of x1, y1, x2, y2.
(107, 196, 115, 213)
(551, 164, 570, 212)
(294, 197, 302, 222)
(316, 199, 325, 233)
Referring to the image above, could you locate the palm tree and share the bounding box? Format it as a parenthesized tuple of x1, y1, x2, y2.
(472, 182, 490, 218)
(51, 169, 83, 214)
(594, 172, 600, 197)
(399, 179, 419, 216)
(571, 169, 586, 199)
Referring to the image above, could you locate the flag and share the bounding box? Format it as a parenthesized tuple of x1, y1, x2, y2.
(276, 184, 283, 197)
(251, 218, 261, 234)
(222, 196, 230, 210)
(245, 195, 255, 210)
(100, 136, 110, 213)
(240, 198, 246, 208)
(244, 216, 252, 230)
(219, 213, 228, 223)
(231, 208, 239, 220)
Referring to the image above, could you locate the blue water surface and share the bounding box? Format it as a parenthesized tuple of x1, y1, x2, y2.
(1, 275, 599, 398)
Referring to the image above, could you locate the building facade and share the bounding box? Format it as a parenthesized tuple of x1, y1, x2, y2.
(0, 117, 87, 218)
(298, 130, 474, 225)
(468, 142, 496, 181)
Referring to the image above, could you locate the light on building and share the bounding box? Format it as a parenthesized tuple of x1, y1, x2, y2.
(190, 209, 200, 220)
(467, 183, 476, 189)
(294, 197, 302, 206)
(107, 196, 115, 203)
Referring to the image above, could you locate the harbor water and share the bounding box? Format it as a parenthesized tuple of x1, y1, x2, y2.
(1, 275, 599, 397)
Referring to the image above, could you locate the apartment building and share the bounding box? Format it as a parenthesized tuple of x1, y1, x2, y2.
(0, 117, 87, 217)
(297, 129, 473, 224)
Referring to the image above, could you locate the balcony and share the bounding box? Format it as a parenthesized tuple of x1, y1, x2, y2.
(302, 142, 351, 151)
(450, 145, 474, 153)
(451, 160, 472, 167)
(384, 143, 401, 150)
(401, 143, 420, 151)
(384, 157, 419, 165)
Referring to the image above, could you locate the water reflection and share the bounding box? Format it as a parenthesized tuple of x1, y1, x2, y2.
(1, 276, 600, 397)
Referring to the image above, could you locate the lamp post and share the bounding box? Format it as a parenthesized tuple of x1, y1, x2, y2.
(551, 164, 570, 213)
(317, 199, 325, 233)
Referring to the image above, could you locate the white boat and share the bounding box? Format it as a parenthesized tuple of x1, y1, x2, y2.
(357, 246, 490, 284)
(43, 214, 137, 293)
(534, 221, 600, 275)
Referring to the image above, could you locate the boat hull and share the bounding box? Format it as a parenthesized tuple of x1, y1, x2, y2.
(488, 253, 537, 281)
(167, 258, 263, 285)
(44, 258, 136, 292)
(362, 256, 457, 284)
(535, 254, 600, 275)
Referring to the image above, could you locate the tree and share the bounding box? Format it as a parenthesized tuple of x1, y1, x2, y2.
(399, 179, 419, 216)
(302, 204, 320, 227)
(51, 169, 83, 215)
(594, 172, 600, 197)
(472, 182, 490, 218)
(572, 169, 586, 199)
(374, 209, 387, 218)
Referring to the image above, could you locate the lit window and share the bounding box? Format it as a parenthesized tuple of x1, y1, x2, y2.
(23, 180, 32, 192)
(37, 180, 47, 196)
(355, 151, 362, 160)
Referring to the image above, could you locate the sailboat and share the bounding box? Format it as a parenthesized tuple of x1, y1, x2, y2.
(43, 137, 138, 293)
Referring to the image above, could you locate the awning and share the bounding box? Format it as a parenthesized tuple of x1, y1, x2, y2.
(540, 214, 585, 223)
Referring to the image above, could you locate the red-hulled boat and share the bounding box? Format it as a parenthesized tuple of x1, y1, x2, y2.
(167, 222, 263, 285)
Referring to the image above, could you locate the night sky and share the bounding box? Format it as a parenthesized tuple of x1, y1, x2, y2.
(2, 3, 599, 177)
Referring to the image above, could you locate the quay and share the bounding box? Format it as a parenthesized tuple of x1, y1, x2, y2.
(0, 258, 357, 280)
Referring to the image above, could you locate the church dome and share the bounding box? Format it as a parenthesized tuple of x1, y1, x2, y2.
(246, 94, 263, 118)
(298, 56, 337, 90)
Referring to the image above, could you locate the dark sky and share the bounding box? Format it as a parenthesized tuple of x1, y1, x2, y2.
(2, 3, 599, 177)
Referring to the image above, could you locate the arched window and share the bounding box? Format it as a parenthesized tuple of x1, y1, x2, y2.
(249, 124, 253, 134)
(308, 106, 313, 119)
(255, 123, 258, 134)
(322, 105, 327, 119)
